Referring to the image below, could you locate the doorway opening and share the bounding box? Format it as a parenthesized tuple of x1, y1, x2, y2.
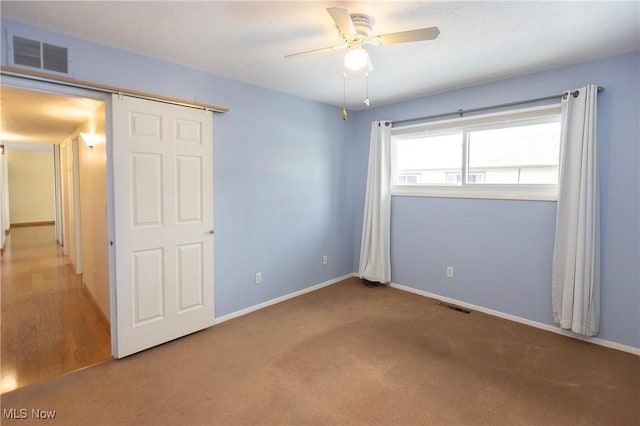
(3, 71, 220, 372)
(0, 86, 111, 393)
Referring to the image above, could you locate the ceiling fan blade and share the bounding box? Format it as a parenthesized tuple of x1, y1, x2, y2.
(376, 27, 440, 45)
(327, 7, 356, 35)
(284, 44, 347, 59)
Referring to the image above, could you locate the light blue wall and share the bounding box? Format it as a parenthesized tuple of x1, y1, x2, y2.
(1, 19, 354, 317)
(351, 52, 640, 349)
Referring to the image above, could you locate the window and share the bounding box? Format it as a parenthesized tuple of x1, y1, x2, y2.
(391, 105, 561, 200)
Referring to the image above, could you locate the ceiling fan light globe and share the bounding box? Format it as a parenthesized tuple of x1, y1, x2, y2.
(344, 48, 369, 71)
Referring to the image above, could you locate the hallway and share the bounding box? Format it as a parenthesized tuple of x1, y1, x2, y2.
(1, 225, 111, 394)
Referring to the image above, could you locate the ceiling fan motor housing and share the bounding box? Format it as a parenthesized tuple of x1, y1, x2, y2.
(349, 14, 375, 40)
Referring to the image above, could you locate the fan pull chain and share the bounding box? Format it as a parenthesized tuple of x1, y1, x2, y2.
(364, 72, 370, 107)
(342, 72, 348, 120)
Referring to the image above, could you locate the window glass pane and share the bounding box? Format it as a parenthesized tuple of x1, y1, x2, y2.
(395, 132, 462, 185)
(468, 122, 560, 184)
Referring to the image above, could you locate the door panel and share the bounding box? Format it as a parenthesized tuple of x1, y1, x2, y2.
(177, 242, 204, 312)
(175, 119, 202, 144)
(131, 153, 163, 227)
(112, 95, 214, 358)
(176, 155, 203, 223)
(132, 248, 165, 324)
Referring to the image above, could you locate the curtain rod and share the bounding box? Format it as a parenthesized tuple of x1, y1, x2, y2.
(389, 86, 604, 127)
(0, 66, 229, 113)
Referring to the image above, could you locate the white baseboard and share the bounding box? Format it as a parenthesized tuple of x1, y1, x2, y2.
(389, 282, 640, 356)
(214, 273, 356, 325)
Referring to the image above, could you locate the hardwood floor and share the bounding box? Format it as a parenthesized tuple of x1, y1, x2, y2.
(1, 225, 111, 394)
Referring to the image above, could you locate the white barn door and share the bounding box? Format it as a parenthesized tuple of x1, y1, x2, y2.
(112, 95, 214, 358)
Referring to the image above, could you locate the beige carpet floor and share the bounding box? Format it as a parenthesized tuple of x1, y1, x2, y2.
(1, 277, 638, 425)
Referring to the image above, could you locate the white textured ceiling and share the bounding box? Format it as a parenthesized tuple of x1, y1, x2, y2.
(1, 1, 639, 111)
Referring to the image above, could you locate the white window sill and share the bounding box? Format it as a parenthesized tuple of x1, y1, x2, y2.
(390, 184, 558, 201)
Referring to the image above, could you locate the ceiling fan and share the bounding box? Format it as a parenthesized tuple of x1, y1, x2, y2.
(285, 7, 440, 72)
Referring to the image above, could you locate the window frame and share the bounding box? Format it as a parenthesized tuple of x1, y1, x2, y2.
(390, 104, 562, 201)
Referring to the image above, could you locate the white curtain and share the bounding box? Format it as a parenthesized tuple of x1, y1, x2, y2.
(552, 84, 600, 336)
(358, 121, 392, 283)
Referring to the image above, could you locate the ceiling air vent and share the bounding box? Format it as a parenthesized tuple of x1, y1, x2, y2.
(11, 34, 69, 74)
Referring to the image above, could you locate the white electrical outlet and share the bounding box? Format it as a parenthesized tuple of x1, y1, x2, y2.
(322, 255, 328, 265)
(255, 272, 262, 284)
(446, 266, 454, 278)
